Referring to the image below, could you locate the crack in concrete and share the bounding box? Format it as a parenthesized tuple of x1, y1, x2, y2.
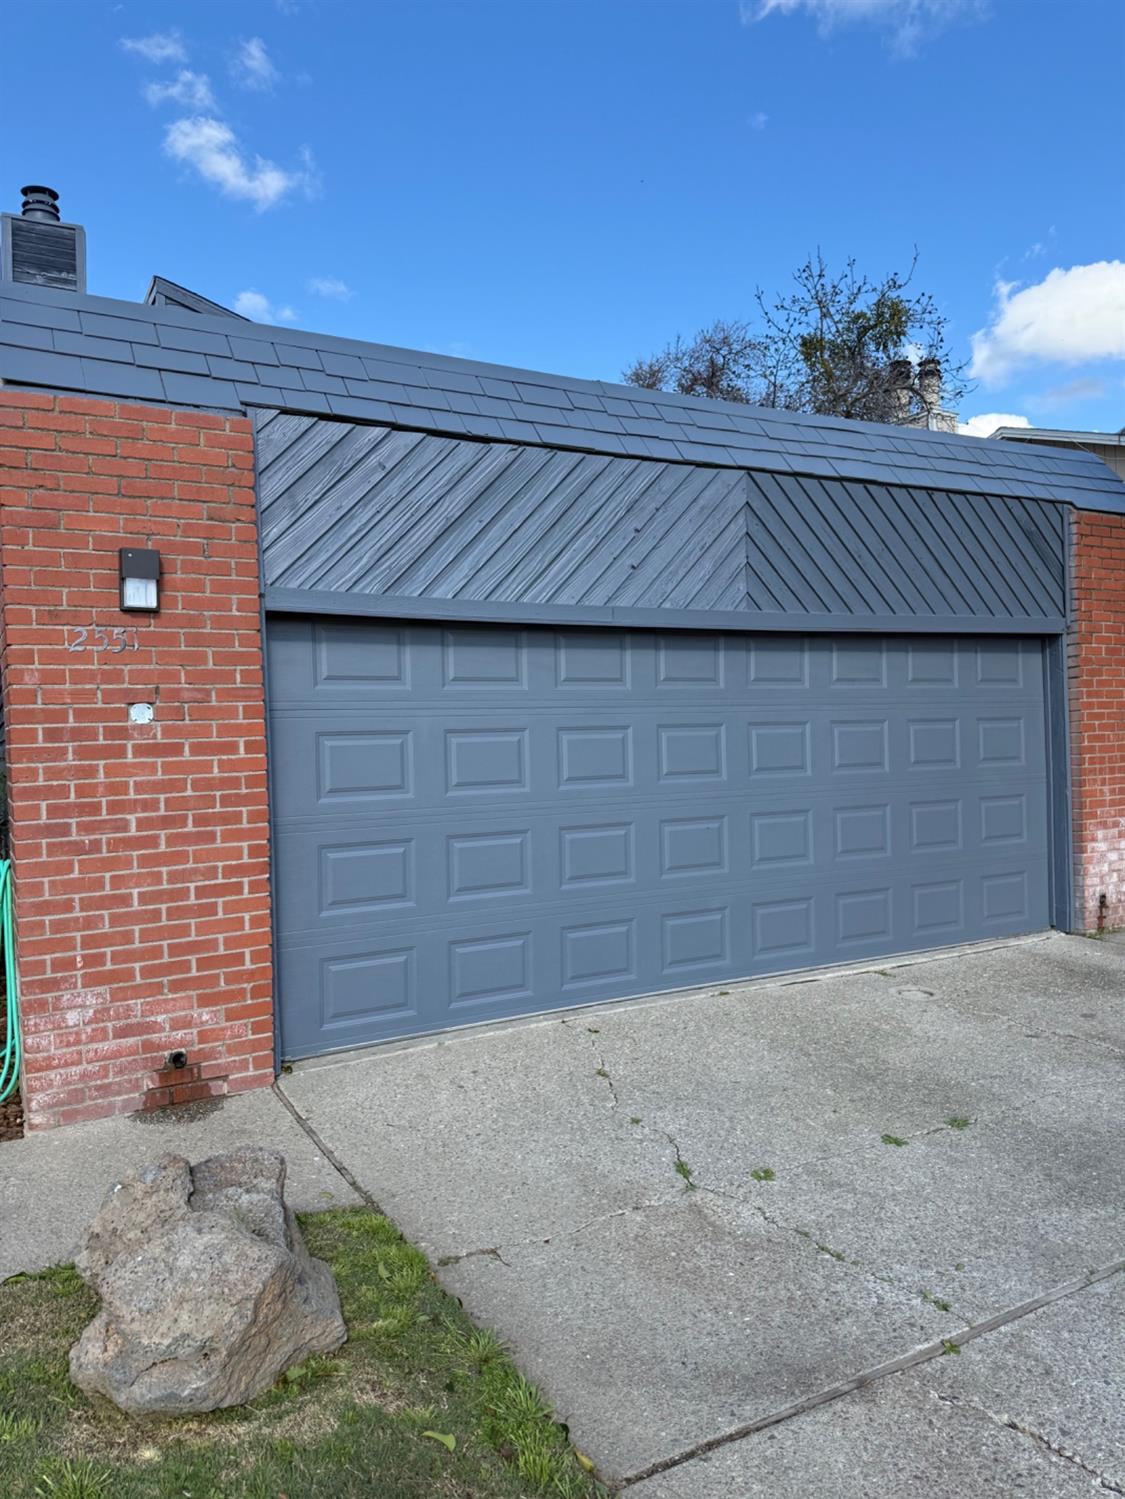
(735, 1192, 965, 1321)
(867, 963, 1125, 1065)
(935, 1392, 1125, 1494)
(564, 1017, 624, 1113)
(441, 1199, 681, 1268)
(619, 1259, 1125, 1489)
(663, 1132, 696, 1191)
(436, 1245, 510, 1269)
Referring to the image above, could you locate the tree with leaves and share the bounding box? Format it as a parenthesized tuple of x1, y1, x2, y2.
(623, 252, 968, 425)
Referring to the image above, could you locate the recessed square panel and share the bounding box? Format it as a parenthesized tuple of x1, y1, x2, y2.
(661, 817, 727, 876)
(752, 898, 813, 957)
(657, 635, 723, 685)
(558, 727, 632, 786)
(836, 888, 892, 944)
(977, 642, 1023, 685)
(913, 880, 963, 934)
(750, 638, 808, 685)
(911, 800, 962, 851)
(909, 719, 960, 768)
(979, 718, 1025, 765)
(556, 632, 629, 686)
(832, 720, 888, 772)
(750, 722, 810, 776)
(446, 730, 527, 792)
(314, 621, 406, 687)
(832, 640, 886, 685)
(661, 909, 728, 971)
(560, 824, 634, 886)
(750, 810, 811, 867)
(834, 805, 889, 858)
(449, 932, 531, 1006)
(322, 948, 414, 1027)
(981, 795, 1027, 844)
(907, 641, 957, 685)
(448, 832, 529, 899)
(561, 921, 634, 988)
(443, 628, 525, 687)
(982, 872, 1028, 923)
(658, 724, 725, 780)
(320, 841, 412, 914)
(318, 731, 411, 800)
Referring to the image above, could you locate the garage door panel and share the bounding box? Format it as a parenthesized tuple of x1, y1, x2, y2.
(270, 622, 1052, 1058)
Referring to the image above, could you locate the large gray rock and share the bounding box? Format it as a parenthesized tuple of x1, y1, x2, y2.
(69, 1147, 346, 1415)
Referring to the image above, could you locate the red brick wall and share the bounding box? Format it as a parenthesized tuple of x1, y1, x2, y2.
(0, 390, 274, 1129)
(1069, 509, 1125, 932)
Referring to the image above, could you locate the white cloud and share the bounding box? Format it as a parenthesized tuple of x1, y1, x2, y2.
(163, 117, 315, 211)
(970, 261, 1125, 385)
(958, 413, 1030, 439)
(308, 276, 352, 300)
(234, 290, 299, 324)
(121, 31, 187, 64)
(232, 36, 279, 90)
(144, 70, 215, 110)
(748, 111, 769, 130)
(743, 0, 979, 55)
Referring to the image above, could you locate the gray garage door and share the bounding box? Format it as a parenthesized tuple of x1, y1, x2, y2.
(268, 618, 1051, 1059)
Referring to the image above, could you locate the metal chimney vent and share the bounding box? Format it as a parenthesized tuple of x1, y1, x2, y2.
(1, 184, 86, 294)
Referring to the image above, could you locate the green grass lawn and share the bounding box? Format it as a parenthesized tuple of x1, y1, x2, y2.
(0, 1208, 607, 1499)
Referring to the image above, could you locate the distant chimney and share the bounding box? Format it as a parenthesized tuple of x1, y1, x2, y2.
(1, 184, 86, 293)
(917, 358, 942, 416)
(888, 358, 913, 422)
(20, 185, 60, 223)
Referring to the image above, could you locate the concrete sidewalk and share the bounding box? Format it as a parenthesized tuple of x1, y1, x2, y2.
(0, 1087, 360, 1280)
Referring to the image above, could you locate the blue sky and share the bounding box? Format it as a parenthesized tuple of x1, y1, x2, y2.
(4, 0, 1124, 434)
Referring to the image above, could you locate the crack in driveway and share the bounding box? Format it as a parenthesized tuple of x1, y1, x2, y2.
(935, 1391, 1125, 1494)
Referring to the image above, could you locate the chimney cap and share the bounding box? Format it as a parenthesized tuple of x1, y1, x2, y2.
(20, 185, 60, 222)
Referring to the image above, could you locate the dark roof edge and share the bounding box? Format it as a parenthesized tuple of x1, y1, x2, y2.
(2, 277, 1124, 515)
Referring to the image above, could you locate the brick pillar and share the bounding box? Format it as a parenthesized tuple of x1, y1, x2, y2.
(0, 391, 274, 1129)
(1068, 509, 1125, 932)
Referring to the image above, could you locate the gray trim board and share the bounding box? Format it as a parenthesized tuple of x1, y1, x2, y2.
(264, 589, 1065, 637)
(1042, 634, 1074, 933)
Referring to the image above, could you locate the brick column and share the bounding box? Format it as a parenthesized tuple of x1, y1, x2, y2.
(1068, 509, 1125, 932)
(0, 390, 274, 1129)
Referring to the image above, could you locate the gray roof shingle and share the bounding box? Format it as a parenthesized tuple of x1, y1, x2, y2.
(1, 278, 1123, 514)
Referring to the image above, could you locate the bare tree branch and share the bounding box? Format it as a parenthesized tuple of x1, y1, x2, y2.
(623, 251, 971, 424)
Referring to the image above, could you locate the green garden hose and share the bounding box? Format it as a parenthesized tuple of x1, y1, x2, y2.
(0, 860, 20, 1104)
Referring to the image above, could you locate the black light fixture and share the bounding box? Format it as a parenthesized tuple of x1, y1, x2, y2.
(119, 547, 161, 613)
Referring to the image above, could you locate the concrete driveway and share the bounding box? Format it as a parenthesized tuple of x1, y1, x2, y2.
(281, 932, 1125, 1496)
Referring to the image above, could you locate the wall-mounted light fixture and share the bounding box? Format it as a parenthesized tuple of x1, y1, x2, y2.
(119, 547, 161, 613)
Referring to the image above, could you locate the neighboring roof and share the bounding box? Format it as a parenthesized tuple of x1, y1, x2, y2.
(144, 276, 246, 320)
(992, 425, 1125, 447)
(2, 276, 1124, 514)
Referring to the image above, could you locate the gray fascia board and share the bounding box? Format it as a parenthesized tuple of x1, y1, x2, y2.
(263, 586, 1064, 637)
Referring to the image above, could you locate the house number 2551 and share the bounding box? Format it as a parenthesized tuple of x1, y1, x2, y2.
(65, 625, 140, 654)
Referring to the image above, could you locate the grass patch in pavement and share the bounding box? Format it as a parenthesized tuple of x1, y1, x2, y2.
(0, 1208, 605, 1499)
